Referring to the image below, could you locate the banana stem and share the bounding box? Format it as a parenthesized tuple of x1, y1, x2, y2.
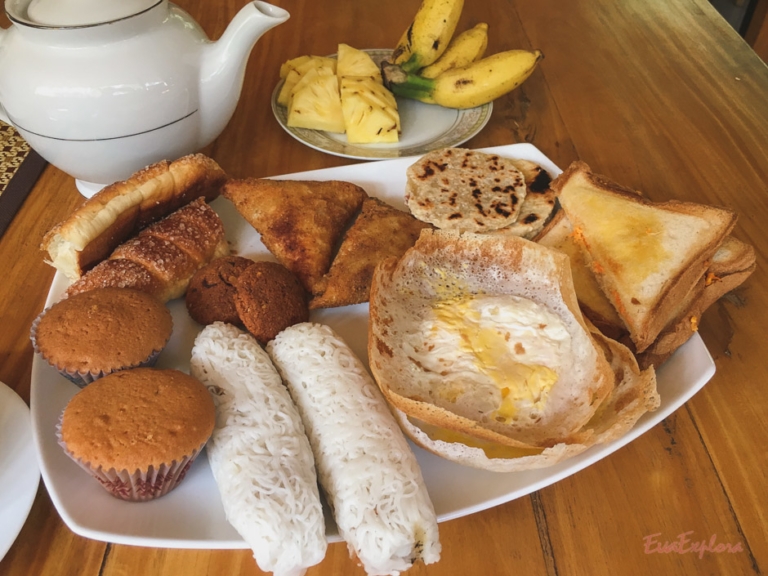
(400, 53, 423, 73)
(381, 62, 436, 101)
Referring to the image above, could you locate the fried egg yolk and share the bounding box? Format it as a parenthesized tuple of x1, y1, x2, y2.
(426, 294, 570, 422)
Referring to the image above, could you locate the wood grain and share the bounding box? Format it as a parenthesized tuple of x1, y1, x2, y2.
(540, 410, 761, 575)
(0, 167, 81, 400)
(0, 486, 106, 576)
(1, 0, 766, 575)
(98, 498, 549, 576)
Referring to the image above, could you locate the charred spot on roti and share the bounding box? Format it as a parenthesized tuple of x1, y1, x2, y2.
(415, 160, 449, 181)
(529, 169, 553, 192)
(486, 177, 558, 240)
(421, 166, 435, 178)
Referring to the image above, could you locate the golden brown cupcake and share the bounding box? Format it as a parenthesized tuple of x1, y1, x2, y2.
(185, 255, 255, 326)
(234, 261, 309, 345)
(58, 367, 215, 501)
(30, 287, 172, 387)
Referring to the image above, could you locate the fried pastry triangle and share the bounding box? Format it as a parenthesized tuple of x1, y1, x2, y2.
(222, 179, 367, 293)
(310, 197, 432, 309)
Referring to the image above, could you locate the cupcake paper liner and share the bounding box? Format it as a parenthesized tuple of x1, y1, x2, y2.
(56, 418, 205, 502)
(30, 310, 168, 388)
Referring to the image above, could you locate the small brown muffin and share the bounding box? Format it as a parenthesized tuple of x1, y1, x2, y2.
(58, 367, 215, 501)
(234, 261, 309, 345)
(185, 256, 255, 325)
(31, 287, 173, 387)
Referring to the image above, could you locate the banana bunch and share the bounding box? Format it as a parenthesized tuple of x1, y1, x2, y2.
(385, 0, 542, 109)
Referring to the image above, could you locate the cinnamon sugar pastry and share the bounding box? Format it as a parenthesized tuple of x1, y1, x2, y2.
(42, 154, 227, 280)
(65, 197, 229, 302)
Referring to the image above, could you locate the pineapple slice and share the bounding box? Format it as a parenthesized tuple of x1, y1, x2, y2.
(279, 47, 401, 143)
(288, 73, 345, 133)
(277, 69, 301, 106)
(341, 76, 399, 126)
(280, 55, 313, 79)
(340, 77, 399, 143)
(281, 55, 337, 78)
(294, 56, 337, 75)
(288, 66, 335, 109)
(277, 56, 338, 106)
(337, 43, 382, 82)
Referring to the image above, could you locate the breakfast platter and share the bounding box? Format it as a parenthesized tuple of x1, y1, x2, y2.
(30, 143, 716, 548)
(271, 49, 493, 160)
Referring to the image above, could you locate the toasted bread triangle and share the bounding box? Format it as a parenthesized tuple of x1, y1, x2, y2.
(536, 210, 626, 339)
(538, 209, 756, 365)
(636, 236, 755, 368)
(222, 179, 367, 294)
(553, 161, 737, 352)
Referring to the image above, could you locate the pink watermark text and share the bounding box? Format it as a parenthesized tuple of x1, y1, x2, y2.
(644, 532, 744, 559)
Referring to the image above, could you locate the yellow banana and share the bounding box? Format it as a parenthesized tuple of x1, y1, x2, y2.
(420, 22, 488, 79)
(392, 0, 465, 73)
(434, 50, 542, 108)
(383, 49, 543, 109)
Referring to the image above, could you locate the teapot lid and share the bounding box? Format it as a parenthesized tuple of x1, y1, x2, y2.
(12, 0, 161, 27)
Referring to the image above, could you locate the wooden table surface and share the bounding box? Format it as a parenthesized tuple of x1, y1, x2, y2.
(1, 0, 766, 575)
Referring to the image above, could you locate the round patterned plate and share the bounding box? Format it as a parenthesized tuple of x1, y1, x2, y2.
(271, 49, 493, 160)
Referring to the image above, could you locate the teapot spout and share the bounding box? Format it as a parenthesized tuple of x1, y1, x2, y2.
(198, 1, 289, 147)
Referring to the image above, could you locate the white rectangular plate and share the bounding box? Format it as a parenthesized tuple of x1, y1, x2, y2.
(30, 143, 715, 548)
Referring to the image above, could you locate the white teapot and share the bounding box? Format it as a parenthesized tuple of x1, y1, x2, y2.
(0, 0, 289, 195)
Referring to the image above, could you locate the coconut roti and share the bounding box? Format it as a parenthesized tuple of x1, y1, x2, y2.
(405, 148, 528, 233)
